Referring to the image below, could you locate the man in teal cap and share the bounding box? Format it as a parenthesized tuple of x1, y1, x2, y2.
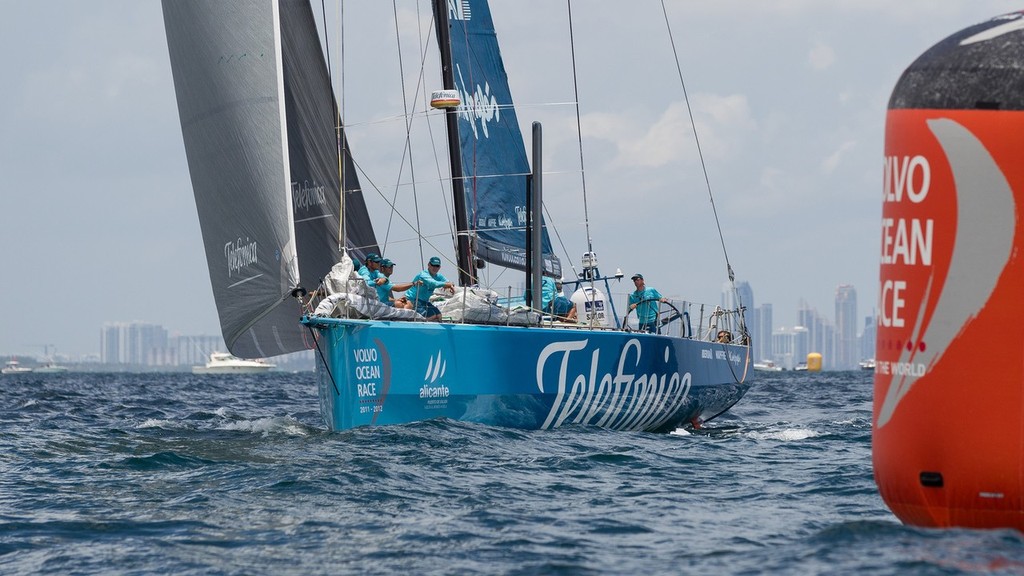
(406, 256, 454, 320)
(377, 259, 414, 307)
(357, 253, 386, 288)
(628, 273, 667, 333)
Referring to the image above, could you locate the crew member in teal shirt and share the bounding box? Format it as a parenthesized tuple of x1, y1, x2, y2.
(627, 273, 667, 333)
(357, 253, 386, 289)
(405, 256, 454, 320)
(541, 275, 557, 313)
(377, 259, 414, 307)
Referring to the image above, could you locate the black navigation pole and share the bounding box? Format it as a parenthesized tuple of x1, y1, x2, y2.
(432, 0, 476, 287)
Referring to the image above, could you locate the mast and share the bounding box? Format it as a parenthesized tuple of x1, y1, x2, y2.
(432, 0, 476, 286)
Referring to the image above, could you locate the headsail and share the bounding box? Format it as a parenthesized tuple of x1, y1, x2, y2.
(163, 0, 379, 358)
(443, 0, 561, 278)
(279, 0, 379, 272)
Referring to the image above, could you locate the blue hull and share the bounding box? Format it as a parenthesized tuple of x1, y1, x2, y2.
(302, 317, 752, 432)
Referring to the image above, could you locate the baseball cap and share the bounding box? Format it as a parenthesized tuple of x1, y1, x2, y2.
(631, 273, 643, 280)
(428, 256, 442, 266)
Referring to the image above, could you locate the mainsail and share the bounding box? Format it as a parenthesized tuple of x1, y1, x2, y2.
(443, 0, 561, 278)
(163, 0, 378, 358)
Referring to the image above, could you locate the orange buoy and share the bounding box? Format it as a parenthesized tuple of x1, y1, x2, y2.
(875, 11, 1024, 530)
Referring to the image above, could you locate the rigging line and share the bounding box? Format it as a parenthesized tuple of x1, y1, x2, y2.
(384, 1, 448, 266)
(341, 101, 574, 131)
(409, 0, 436, 267)
(566, 0, 593, 258)
(541, 202, 580, 282)
(347, 151, 468, 242)
(348, 153, 460, 262)
(319, 0, 345, 250)
(346, 168, 570, 196)
(454, 6, 478, 286)
(306, 324, 341, 396)
(660, 0, 734, 283)
(416, 5, 451, 269)
(384, 0, 422, 253)
(320, 1, 332, 73)
(340, 0, 351, 253)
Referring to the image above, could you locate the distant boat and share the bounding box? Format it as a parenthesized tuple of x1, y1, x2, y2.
(192, 352, 276, 375)
(35, 362, 69, 374)
(2, 359, 32, 375)
(753, 360, 783, 372)
(858, 359, 875, 371)
(794, 363, 808, 372)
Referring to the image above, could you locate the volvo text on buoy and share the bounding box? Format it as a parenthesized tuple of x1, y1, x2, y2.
(875, 11, 1024, 530)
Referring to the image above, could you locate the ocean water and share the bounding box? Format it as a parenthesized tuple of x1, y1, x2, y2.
(2, 370, 1023, 575)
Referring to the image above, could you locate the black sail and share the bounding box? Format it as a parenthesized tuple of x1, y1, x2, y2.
(280, 0, 379, 275)
(163, 0, 379, 358)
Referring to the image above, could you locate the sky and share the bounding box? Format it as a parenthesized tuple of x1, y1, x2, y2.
(0, 0, 1016, 359)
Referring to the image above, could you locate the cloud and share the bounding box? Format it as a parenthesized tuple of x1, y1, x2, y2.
(821, 140, 857, 174)
(615, 101, 694, 168)
(689, 0, 977, 22)
(808, 40, 835, 71)
(759, 167, 786, 191)
(582, 94, 755, 169)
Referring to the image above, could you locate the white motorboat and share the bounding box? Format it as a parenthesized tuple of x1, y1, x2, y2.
(192, 352, 276, 375)
(753, 360, 783, 372)
(35, 362, 69, 374)
(2, 359, 32, 375)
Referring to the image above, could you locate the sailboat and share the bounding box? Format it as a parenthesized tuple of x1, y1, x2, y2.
(162, 0, 753, 432)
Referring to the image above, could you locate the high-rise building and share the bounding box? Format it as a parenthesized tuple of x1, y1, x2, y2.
(860, 314, 877, 362)
(101, 322, 166, 365)
(130, 323, 169, 366)
(755, 303, 773, 362)
(773, 326, 809, 370)
(835, 285, 858, 370)
(100, 323, 125, 365)
(797, 299, 835, 369)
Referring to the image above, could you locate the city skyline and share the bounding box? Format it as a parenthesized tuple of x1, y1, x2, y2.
(725, 281, 874, 370)
(1, 322, 313, 372)
(10, 277, 870, 371)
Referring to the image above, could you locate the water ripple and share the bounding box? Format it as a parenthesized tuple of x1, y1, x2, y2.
(2, 371, 1022, 574)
